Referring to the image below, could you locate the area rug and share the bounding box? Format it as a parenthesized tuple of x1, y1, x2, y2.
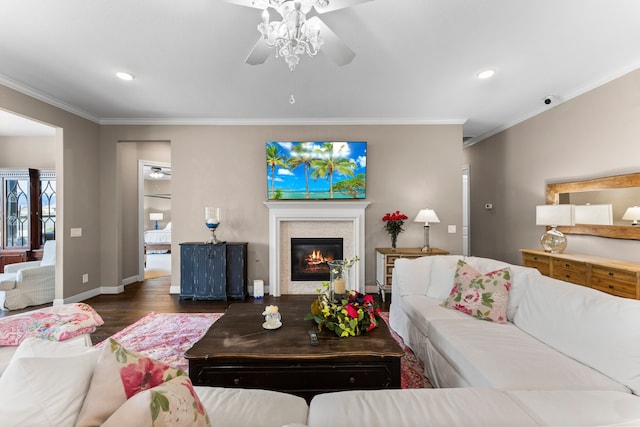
(378, 311, 430, 389)
(95, 312, 222, 372)
(96, 311, 429, 389)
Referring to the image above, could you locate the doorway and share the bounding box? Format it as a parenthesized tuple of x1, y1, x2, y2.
(462, 164, 470, 256)
(139, 160, 172, 280)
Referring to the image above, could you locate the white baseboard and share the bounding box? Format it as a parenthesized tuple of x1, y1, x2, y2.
(122, 275, 140, 286)
(169, 285, 180, 294)
(55, 286, 102, 306)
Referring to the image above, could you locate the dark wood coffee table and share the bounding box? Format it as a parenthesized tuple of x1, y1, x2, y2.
(185, 300, 404, 401)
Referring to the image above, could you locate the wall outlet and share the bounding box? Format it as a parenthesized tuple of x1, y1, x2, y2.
(448, 225, 457, 233)
(82, 273, 89, 283)
(71, 227, 82, 237)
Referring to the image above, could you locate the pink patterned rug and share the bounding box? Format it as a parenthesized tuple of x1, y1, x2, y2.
(95, 312, 222, 372)
(97, 311, 430, 389)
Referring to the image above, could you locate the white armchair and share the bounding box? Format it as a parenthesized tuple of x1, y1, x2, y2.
(0, 240, 56, 310)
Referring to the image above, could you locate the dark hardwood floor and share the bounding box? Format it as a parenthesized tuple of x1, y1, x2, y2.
(1, 274, 390, 345)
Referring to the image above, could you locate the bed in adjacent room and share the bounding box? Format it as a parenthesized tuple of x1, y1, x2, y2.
(144, 222, 171, 253)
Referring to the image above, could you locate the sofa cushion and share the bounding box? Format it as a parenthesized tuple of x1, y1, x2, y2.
(0, 338, 99, 427)
(514, 275, 640, 395)
(76, 338, 188, 426)
(427, 255, 464, 300)
(194, 386, 309, 427)
(102, 376, 210, 427)
(307, 388, 539, 427)
(392, 256, 434, 296)
(441, 260, 511, 323)
(506, 390, 640, 426)
(427, 318, 629, 392)
(401, 295, 471, 338)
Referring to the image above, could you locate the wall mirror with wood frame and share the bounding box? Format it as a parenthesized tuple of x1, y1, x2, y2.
(546, 172, 640, 240)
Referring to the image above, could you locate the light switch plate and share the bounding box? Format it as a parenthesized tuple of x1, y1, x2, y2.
(448, 225, 457, 233)
(70, 228, 82, 237)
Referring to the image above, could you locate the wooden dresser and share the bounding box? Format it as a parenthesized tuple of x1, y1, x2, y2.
(375, 247, 449, 301)
(520, 249, 640, 300)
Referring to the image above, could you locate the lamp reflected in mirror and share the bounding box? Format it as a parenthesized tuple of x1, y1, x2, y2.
(622, 206, 640, 226)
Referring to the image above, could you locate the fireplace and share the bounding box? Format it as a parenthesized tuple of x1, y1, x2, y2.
(291, 238, 343, 281)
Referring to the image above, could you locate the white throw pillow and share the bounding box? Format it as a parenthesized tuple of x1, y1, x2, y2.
(427, 255, 464, 300)
(13, 335, 91, 358)
(393, 257, 434, 296)
(0, 345, 99, 427)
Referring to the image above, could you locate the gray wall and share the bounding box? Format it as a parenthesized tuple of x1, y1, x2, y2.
(101, 124, 464, 292)
(0, 136, 55, 168)
(0, 85, 101, 302)
(464, 68, 640, 264)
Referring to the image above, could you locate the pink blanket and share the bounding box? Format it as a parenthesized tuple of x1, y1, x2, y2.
(0, 303, 104, 346)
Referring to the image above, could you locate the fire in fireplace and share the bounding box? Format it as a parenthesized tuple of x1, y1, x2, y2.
(291, 237, 343, 281)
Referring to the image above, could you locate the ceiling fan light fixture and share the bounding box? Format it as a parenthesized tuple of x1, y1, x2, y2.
(149, 167, 164, 179)
(256, 0, 329, 71)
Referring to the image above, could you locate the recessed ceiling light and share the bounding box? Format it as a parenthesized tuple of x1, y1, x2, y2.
(477, 69, 496, 80)
(116, 72, 135, 81)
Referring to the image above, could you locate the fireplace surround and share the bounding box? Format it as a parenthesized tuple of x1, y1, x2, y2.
(264, 201, 370, 296)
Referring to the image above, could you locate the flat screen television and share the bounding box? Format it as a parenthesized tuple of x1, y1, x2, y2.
(266, 141, 366, 200)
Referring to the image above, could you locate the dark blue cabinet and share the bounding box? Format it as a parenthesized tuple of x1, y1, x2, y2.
(180, 242, 247, 301)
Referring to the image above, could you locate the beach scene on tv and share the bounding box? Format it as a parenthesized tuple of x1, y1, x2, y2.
(266, 141, 367, 200)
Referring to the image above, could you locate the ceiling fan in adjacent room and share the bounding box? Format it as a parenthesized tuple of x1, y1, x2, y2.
(226, 0, 374, 71)
(148, 166, 171, 179)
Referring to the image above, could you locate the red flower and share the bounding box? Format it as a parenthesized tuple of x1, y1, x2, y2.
(120, 357, 170, 399)
(362, 294, 374, 304)
(345, 304, 358, 318)
(382, 210, 409, 222)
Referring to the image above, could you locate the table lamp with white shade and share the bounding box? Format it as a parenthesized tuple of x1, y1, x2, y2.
(622, 206, 640, 225)
(149, 212, 163, 230)
(536, 204, 575, 253)
(414, 209, 440, 253)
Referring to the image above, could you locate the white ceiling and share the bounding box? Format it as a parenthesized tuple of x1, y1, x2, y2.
(0, 110, 55, 137)
(1, 0, 640, 143)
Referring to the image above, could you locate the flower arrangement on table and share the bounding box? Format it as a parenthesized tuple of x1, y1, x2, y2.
(382, 210, 409, 248)
(305, 285, 381, 338)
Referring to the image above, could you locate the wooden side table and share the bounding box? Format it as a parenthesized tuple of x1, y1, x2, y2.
(375, 247, 449, 302)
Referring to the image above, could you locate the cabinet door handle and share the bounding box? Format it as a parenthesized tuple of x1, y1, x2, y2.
(233, 378, 240, 385)
(349, 377, 356, 384)
(564, 263, 570, 267)
(608, 272, 614, 277)
(609, 285, 614, 289)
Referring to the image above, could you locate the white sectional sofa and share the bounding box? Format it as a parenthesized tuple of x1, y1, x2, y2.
(3, 255, 640, 426)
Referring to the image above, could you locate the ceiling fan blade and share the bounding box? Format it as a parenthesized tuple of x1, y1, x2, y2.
(245, 37, 273, 65)
(314, 0, 375, 14)
(310, 17, 355, 66)
(224, 0, 265, 10)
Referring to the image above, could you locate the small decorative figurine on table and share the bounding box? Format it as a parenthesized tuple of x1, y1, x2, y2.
(262, 305, 282, 329)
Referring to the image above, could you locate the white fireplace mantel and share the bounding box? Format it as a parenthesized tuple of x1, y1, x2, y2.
(264, 201, 370, 296)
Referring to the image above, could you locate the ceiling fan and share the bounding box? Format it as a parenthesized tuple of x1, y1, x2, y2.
(149, 166, 171, 179)
(226, 0, 374, 71)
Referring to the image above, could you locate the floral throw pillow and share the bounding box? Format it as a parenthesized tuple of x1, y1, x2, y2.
(441, 259, 512, 323)
(75, 339, 193, 426)
(102, 376, 210, 427)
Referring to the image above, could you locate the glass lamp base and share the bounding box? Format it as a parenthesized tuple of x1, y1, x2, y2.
(540, 227, 567, 253)
(206, 227, 221, 244)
